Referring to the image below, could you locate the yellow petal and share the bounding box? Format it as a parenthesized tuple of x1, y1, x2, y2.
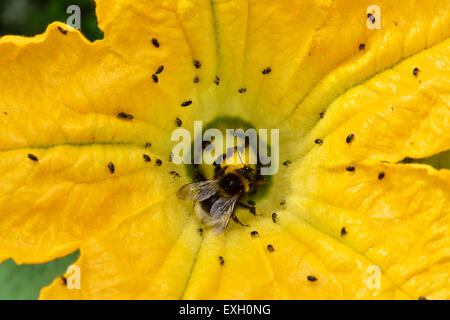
(289, 162, 450, 299)
(40, 201, 194, 299)
(296, 39, 450, 162)
(0, 22, 182, 263)
(284, 0, 450, 137)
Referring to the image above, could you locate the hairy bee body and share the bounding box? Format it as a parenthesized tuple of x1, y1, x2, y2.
(177, 148, 258, 234)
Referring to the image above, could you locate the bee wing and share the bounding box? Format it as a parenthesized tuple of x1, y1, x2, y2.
(210, 194, 239, 218)
(209, 194, 240, 234)
(177, 180, 219, 202)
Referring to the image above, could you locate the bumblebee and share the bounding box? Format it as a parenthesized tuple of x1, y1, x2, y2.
(177, 146, 261, 234)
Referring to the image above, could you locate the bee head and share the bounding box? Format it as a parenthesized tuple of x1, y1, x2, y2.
(217, 145, 257, 193)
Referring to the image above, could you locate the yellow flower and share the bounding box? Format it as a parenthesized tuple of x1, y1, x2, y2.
(0, 0, 449, 299)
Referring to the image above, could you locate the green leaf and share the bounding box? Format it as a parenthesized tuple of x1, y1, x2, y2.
(401, 149, 450, 170)
(0, 251, 79, 300)
(0, 0, 102, 41)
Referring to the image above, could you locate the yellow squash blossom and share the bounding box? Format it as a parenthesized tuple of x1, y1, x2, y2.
(0, 0, 449, 299)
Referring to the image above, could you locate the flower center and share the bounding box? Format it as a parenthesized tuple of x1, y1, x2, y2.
(186, 117, 272, 200)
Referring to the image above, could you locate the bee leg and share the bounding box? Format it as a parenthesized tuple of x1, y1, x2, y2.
(231, 212, 248, 227)
(238, 202, 257, 216)
(238, 202, 252, 209)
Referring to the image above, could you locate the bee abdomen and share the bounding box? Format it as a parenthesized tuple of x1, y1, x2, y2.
(200, 193, 220, 213)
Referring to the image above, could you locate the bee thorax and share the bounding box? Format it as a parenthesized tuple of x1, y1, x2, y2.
(219, 173, 245, 196)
